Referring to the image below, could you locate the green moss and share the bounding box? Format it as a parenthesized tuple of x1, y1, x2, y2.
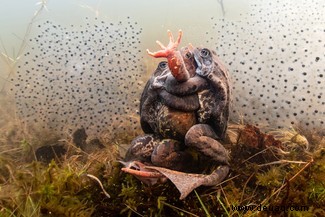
(256, 167, 284, 188)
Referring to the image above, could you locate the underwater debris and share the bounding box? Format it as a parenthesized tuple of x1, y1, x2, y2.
(217, 0, 226, 17)
(86, 174, 111, 199)
(34, 127, 106, 164)
(72, 127, 104, 153)
(237, 124, 282, 149)
(35, 143, 66, 164)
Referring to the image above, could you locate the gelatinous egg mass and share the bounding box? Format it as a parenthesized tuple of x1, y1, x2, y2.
(13, 17, 144, 136)
(207, 0, 324, 130)
(11, 0, 324, 137)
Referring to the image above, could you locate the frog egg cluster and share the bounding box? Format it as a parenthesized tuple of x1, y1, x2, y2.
(13, 17, 144, 136)
(208, 0, 324, 131)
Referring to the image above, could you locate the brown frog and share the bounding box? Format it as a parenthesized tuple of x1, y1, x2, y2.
(121, 30, 231, 199)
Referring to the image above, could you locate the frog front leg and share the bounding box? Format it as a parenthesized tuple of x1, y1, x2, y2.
(147, 30, 190, 82)
(163, 74, 209, 96)
(158, 90, 200, 111)
(193, 48, 230, 138)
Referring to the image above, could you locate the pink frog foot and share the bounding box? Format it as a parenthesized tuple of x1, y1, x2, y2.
(147, 30, 190, 82)
(120, 160, 167, 185)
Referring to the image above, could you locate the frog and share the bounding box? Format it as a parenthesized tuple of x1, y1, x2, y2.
(121, 30, 231, 199)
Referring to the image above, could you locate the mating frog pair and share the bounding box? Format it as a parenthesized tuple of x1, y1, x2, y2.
(121, 30, 231, 199)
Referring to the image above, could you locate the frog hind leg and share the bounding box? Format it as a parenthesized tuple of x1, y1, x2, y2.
(151, 139, 194, 172)
(124, 134, 160, 163)
(147, 124, 230, 199)
(185, 124, 229, 164)
(145, 165, 229, 200)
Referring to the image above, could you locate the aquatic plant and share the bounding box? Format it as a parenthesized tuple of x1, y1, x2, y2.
(0, 95, 324, 216)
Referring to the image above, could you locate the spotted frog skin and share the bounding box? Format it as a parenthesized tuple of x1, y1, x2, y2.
(122, 31, 231, 199)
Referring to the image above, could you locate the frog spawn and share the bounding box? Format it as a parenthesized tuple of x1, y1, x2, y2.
(12, 17, 144, 137)
(206, 0, 324, 131)
(11, 1, 324, 139)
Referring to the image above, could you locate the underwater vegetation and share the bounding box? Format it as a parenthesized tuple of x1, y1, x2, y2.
(0, 94, 324, 216)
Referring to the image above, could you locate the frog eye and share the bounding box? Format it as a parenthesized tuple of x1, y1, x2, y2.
(185, 52, 193, 59)
(158, 61, 168, 69)
(200, 48, 210, 58)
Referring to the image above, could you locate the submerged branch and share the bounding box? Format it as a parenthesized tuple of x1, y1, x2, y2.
(217, 0, 226, 17)
(258, 159, 308, 167)
(86, 174, 111, 199)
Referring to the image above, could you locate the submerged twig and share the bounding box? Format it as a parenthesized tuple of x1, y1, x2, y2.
(125, 204, 144, 217)
(258, 160, 307, 167)
(240, 172, 255, 203)
(242, 147, 270, 163)
(86, 174, 111, 198)
(217, 0, 226, 17)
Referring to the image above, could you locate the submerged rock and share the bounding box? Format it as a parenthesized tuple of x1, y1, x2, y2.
(35, 143, 66, 164)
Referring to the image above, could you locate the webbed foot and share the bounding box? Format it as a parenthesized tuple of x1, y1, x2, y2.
(136, 164, 229, 200)
(121, 161, 229, 200)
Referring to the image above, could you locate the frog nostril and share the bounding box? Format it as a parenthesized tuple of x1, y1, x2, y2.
(185, 52, 192, 59)
(200, 48, 210, 58)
